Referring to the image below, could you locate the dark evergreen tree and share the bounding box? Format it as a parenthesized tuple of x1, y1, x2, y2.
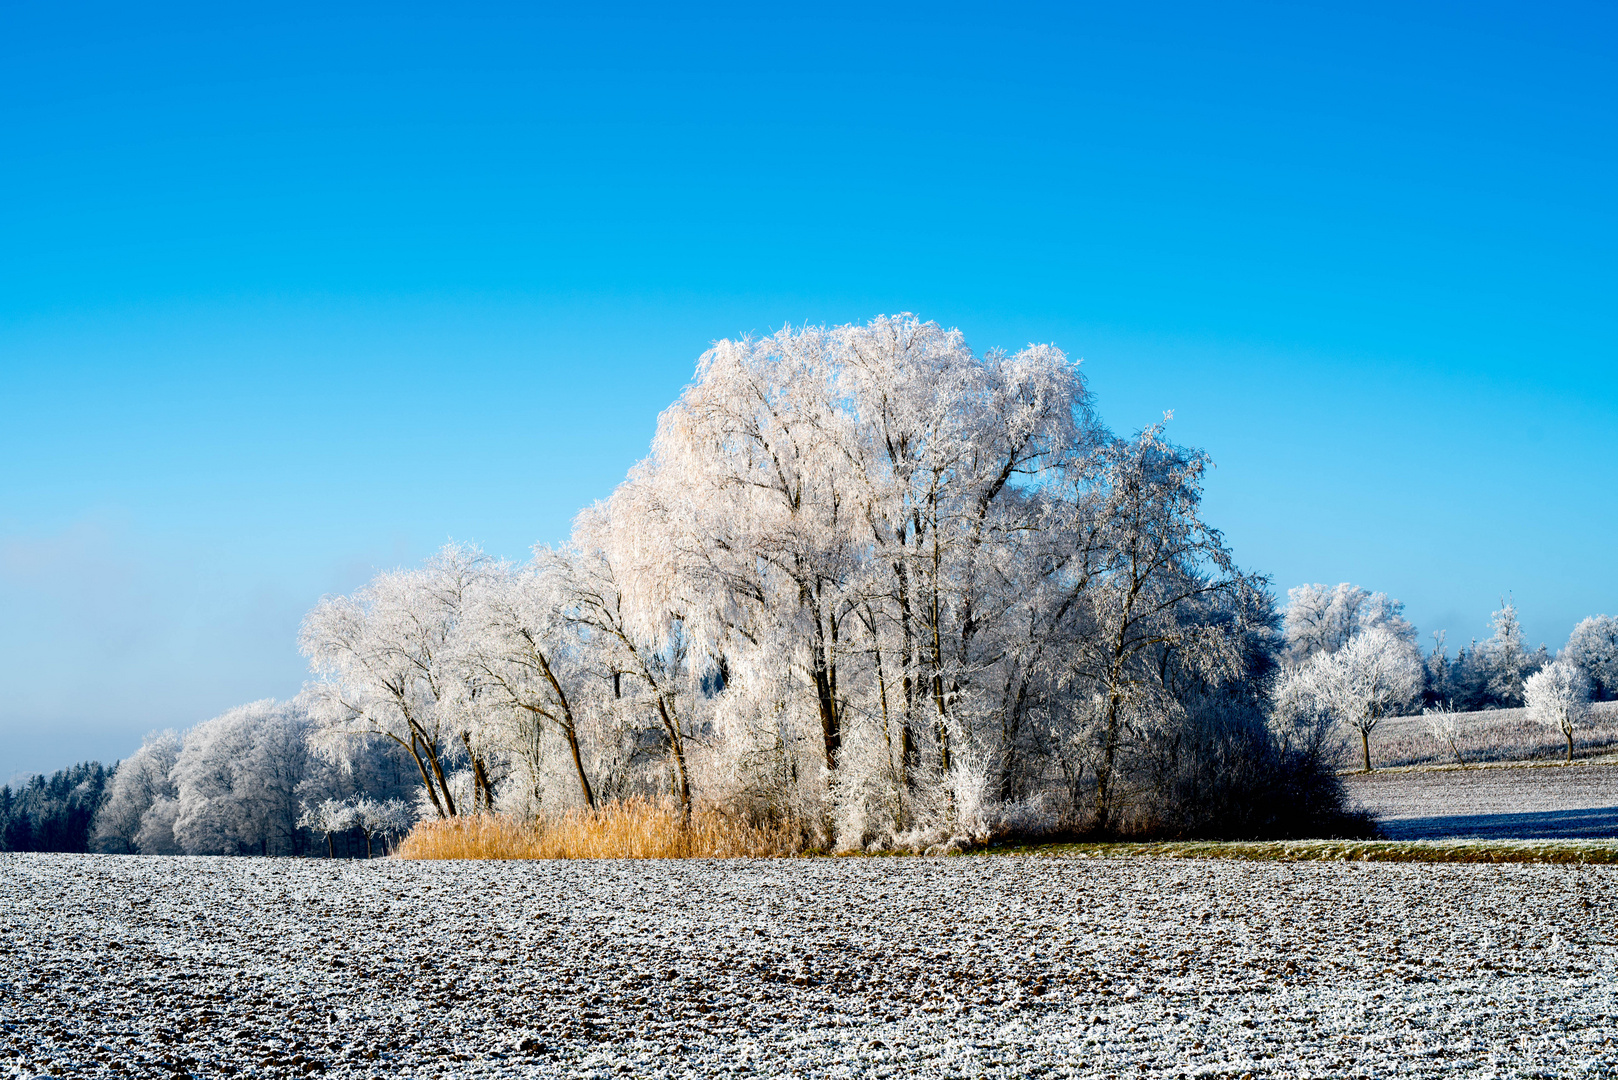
(0, 762, 114, 853)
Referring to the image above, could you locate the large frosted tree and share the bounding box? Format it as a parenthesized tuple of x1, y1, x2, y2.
(557, 316, 1265, 840)
(1281, 583, 1415, 662)
(287, 315, 1349, 843)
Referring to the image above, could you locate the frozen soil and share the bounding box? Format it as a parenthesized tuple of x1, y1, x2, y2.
(3, 854, 1616, 1079)
(1345, 762, 1618, 839)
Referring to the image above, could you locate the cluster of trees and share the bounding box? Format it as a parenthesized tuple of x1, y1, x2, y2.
(1272, 582, 1617, 769)
(0, 762, 113, 853)
(295, 316, 1358, 845)
(75, 317, 1613, 850)
(88, 700, 417, 856)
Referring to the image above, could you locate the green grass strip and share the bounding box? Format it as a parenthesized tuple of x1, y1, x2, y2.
(983, 838, 1618, 864)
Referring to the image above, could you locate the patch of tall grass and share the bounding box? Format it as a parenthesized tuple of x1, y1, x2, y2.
(395, 798, 797, 860)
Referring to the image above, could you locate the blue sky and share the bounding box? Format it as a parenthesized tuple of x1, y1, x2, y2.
(2, 1, 1614, 780)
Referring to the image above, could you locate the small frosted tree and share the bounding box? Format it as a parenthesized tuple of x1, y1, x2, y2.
(1422, 702, 1468, 767)
(1525, 660, 1590, 763)
(353, 797, 414, 857)
(299, 799, 358, 858)
(1313, 627, 1424, 772)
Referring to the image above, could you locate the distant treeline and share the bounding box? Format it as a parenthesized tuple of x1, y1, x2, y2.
(86, 707, 418, 857)
(0, 728, 416, 857)
(0, 762, 113, 853)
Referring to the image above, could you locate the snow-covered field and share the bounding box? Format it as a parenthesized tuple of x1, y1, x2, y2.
(1344, 762, 1618, 839)
(4, 854, 1615, 1078)
(1339, 700, 1618, 771)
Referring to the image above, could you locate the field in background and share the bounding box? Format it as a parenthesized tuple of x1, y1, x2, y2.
(1344, 760, 1618, 841)
(1338, 699, 1618, 771)
(1333, 701, 1618, 843)
(1004, 837, 1618, 863)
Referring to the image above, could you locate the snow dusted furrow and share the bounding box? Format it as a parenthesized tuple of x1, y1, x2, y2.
(3, 854, 1616, 1078)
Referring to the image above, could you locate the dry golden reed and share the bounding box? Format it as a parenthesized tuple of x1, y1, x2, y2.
(395, 797, 797, 860)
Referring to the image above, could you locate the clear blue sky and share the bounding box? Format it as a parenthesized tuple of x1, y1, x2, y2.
(2, 1, 1614, 780)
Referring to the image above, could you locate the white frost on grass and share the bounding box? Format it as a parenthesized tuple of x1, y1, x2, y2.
(1, 853, 1615, 1078)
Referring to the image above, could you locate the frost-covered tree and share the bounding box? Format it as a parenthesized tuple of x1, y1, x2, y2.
(92, 731, 181, 854)
(299, 799, 358, 858)
(301, 544, 498, 818)
(1422, 702, 1468, 767)
(354, 797, 414, 857)
(1279, 627, 1422, 771)
(571, 316, 1271, 840)
(1563, 615, 1618, 702)
(1479, 601, 1539, 708)
(1057, 426, 1256, 832)
(171, 700, 313, 856)
(1281, 583, 1415, 663)
(1525, 659, 1590, 763)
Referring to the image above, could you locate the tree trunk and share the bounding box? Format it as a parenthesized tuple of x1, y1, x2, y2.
(1566, 728, 1575, 763)
(655, 695, 692, 818)
(928, 600, 950, 771)
(868, 617, 905, 826)
(564, 724, 595, 810)
(807, 584, 841, 771)
(812, 641, 841, 770)
(399, 734, 447, 820)
(1093, 696, 1122, 834)
(1361, 728, 1372, 773)
(997, 676, 1032, 803)
(893, 558, 921, 784)
(534, 648, 596, 809)
(325, 832, 334, 859)
(424, 739, 459, 818)
(461, 732, 495, 812)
